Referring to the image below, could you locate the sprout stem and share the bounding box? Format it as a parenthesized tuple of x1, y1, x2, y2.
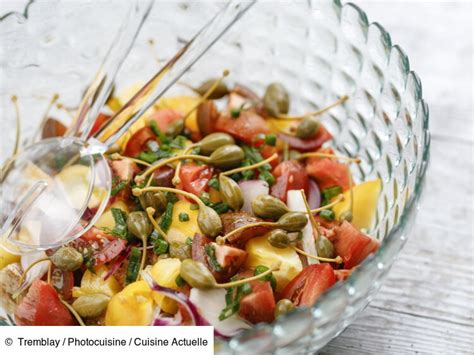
(110, 153, 152, 167)
(172, 143, 199, 186)
(18, 257, 50, 286)
(309, 194, 345, 214)
(216, 221, 277, 245)
(59, 297, 86, 326)
(133, 186, 204, 207)
(276, 95, 349, 121)
(292, 246, 343, 264)
(215, 262, 281, 288)
(11, 96, 21, 156)
(145, 207, 169, 241)
(221, 153, 278, 177)
(297, 152, 360, 164)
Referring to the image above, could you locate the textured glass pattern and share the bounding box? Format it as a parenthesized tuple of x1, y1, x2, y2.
(0, 0, 430, 352)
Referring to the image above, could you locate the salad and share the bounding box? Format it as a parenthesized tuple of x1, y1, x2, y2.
(0, 73, 381, 334)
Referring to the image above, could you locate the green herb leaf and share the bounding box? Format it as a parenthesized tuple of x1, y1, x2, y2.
(150, 120, 170, 144)
(125, 247, 141, 285)
(321, 186, 342, 205)
(259, 170, 275, 186)
(254, 265, 277, 290)
(111, 180, 128, 196)
(208, 176, 220, 191)
(169, 135, 187, 149)
(111, 208, 128, 239)
(153, 238, 169, 255)
(159, 202, 174, 232)
(175, 275, 186, 287)
(230, 108, 240, 118)
(178, 212, 190, 222)
(205, 244, 222, 272)
(320, 209, 335, 221)
(265, 133, 277, 146)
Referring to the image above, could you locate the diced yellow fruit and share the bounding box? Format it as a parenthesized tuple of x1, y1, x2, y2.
(333, 179, 382, 230)
(156, 96, 201, 133)
(55, 165, 107, 209)
(267, 118, 297, 135)
(72, 266, 122, 298)
(150, 258, 181, 314)
(105, 280, 154, 326)
(245, 236, 302, 292)
(0, 247, 20, 269)
(166, 200, 201, 244)
(94, 201, 129, 230)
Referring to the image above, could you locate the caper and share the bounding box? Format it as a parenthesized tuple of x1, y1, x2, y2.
(219, 175, 243, 211)
(180, 259, 217, 289)
(72, 294, 110, 318)
(252, 195, 289, 220)
(274, 298, 295, 318)
(165, 119, 185, 137)
(209, 144, 244, 170)
(316, 235, 335, 259)
(50, 247, 83, 272)
(267, 229, 290, 249)
(195, 79, 229, 99)
(199, 133, 235, 155)
(169, 241, 192, 261)
(139, 191, 167, 216)
(197, 206, 223, 238)
(263, 83, 290, 117)
(295, 118, 320, 139)
(277, 212, 308, 232)
(127, 211, 153, 240)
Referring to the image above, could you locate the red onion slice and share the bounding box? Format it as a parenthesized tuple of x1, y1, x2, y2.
(103, 244, 132, 281)
(307, 179, 321, 210)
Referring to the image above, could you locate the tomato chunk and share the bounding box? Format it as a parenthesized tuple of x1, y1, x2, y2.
(215, 111, 270, 144)
(239, 281, 275, 324)
(271, 160, 309, 202)
(15, 279, 75, 326)
(149, 108, 182, 133)
(179, 163, 214, 197)
(123, 126, 156, 157)
(329, 221, 380, 269)
(278, 124, 332, 152)
(280, 263, 336, 307)
(305, 148, 350, 191)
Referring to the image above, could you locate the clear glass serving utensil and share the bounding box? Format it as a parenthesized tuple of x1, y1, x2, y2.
(0, 0, 255, 254)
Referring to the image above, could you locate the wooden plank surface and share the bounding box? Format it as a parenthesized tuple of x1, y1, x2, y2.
(322, 1, 474, 353)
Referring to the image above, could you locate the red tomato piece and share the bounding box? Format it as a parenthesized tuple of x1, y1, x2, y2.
(305, 148, 350, 191)
(239, 281, 275, 324)
(110, 158, 139, 182)
(280, 263, 336, 307)
(15, 279, 75, 326)
(214, 111, 270, 144)
(123, 126, 157, 157)
(149, 109, 182, 133)
(334, 269, 353, 282)
(278, 124, 332, 152)
(329, 221, 380, 269)
(89, 113, 111, 137)
(260, 145, 280, 169)
(271, 160, 309, 202)
(179, 163, 214, 197)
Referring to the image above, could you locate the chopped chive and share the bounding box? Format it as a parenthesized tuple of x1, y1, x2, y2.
(159, 202, 174, 232)
(230, 108, 240, 118)
(175, 275, 186, 287)
(320, 209, 336, 221)
(208, 176, 220, 190)
(125, 247, 141, 285)
(178, 212, 190, 222)
(153, 238, 169, 255)
(264, 133, 277, 146)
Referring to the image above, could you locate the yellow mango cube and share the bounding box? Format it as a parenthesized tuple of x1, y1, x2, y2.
(72, 266, 122, 298)
(94, 201, 129, 230)
(165, 200, 201, 244)
(245, 236, 302, 291)
(150, 258, 181, 314)
(0, 247, 20, 269)
(333, 179, 382, 230)
(105, 280, 154, 326)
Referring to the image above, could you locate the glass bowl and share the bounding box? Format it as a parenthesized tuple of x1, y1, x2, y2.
(0, 0, 430, 352)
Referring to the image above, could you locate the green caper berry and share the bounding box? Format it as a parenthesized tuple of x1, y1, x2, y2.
(295, 118, 320, 139)
(139, 191, 167, 216)
(180, 259, 217, 289)
(340, 210, 353, 222)
(195, 79, 229, 99)
(127, 211, 153, 240)
(72, 294, 110, 318)
(316, 235, 335, 259)
(267, 229, 290, 249)
(251, 195, 289, 220)
(199, 133, 235, 155)
(209, 144, 245, 170)
(263, 83, 290, 117)
(274, 299, 295, 318)
(50, 247, 83, 272)
(277, 212, 308, 232)
(219, 175, 243, 211)
(197, 206, 223, 238)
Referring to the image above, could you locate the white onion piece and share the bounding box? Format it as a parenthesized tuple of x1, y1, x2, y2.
(307, 179, 321, 210)
(286, 190, 319, 265)
(20, 251, 49, 291)
(189, 288, 251, 337)
(238, 180, 269, 215)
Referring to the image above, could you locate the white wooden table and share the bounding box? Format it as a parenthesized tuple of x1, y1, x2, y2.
(322, 1, 474, 353)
